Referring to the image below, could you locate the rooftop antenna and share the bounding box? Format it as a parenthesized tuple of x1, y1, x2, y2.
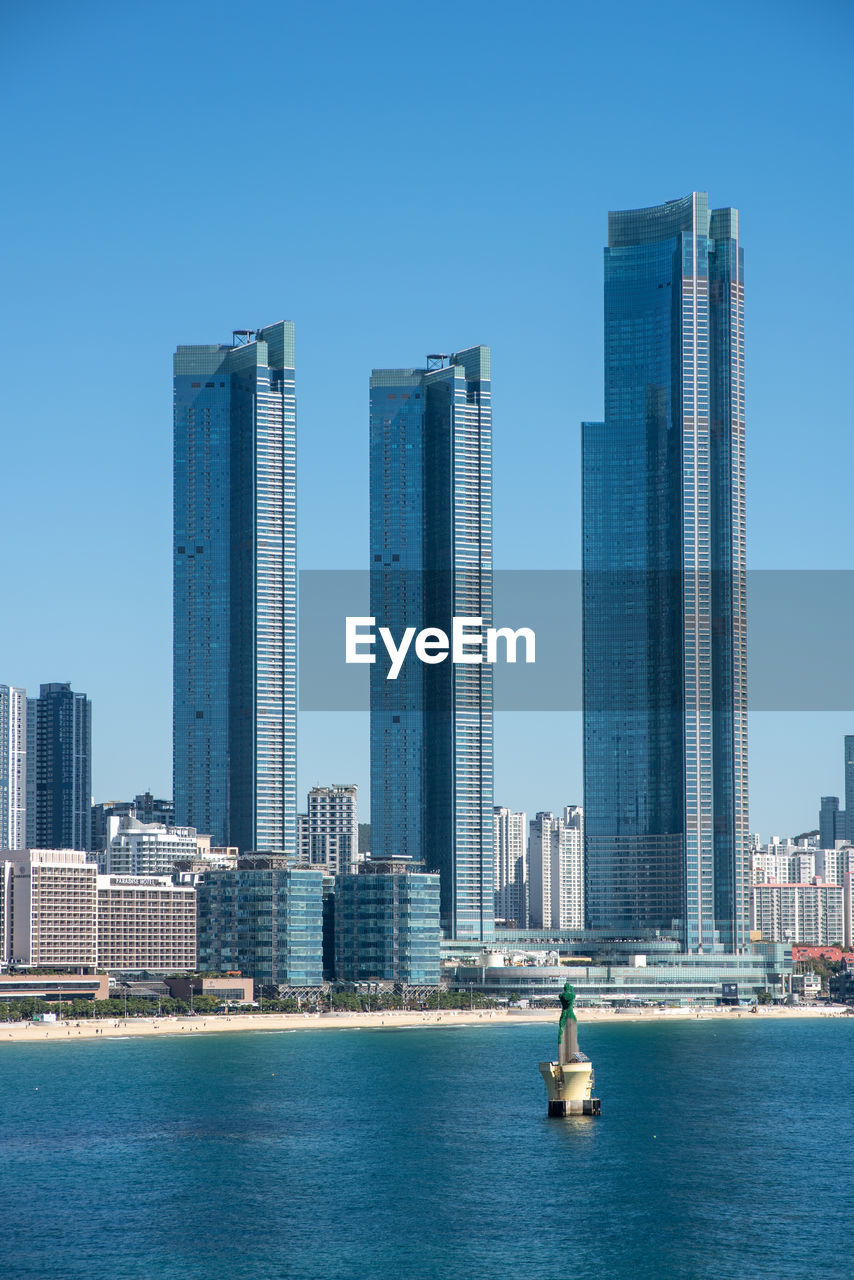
(426, 353, 449, 371)
(232, 329, 257, 347)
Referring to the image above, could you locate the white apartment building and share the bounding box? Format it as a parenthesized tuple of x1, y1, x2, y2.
(97, 875, 196, 971)
(493, 807, 527, 926)
(4, 849, 98, 968)
(0, 686, 27, 851)
(528, 807, 584, 930)
(752, 881, 844, 946)
(750, 843, 854, 887)
(296, 784, 358, 874)
(100, 816, 200, 876)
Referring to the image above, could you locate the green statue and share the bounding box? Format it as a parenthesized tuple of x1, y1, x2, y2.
(557, 980, 577, 1050)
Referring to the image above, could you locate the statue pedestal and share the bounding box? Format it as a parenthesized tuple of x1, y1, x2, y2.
(539, 1060, 601, 1117)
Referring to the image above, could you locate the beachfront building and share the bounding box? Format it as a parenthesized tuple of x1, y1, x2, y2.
(196, 865, 323, 987)
(334, 858, 441, 985)
(96, 874, 197, 972)
(3, 849, 98, 968)
(583, 193, 748, 952)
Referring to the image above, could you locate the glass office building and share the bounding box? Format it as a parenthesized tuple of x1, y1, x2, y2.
(583, 193, 748, 953)
(26, 682, 92, 851)
(173, 323, 296, 855)
(369, 348, 494, 942)
(196, 866, 323, 987)
(334, 860, 441, 985)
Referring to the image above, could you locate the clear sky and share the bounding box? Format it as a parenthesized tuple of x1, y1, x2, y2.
(2, 0, 852, 839)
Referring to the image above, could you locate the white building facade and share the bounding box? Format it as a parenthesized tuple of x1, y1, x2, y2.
(493, 807, 527, 927)
(97, 874, 197, 971)
(752, 881, 844, 946)
(0, 686, 27, 851)
(101, 816, 200, 876)
(528, 807, 584, 930)
(296, 785, 359, 875)
(4, 849, 98, 968)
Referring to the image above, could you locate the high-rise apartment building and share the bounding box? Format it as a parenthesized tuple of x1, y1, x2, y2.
(493, 807, 527, 927)
(26, 683, 92, 851)
(819, 796, 843, 851)
(752, 881, 843, 946)
(297, 784, 359, 874)
(583, 193, 748, 953)
(173, 323, 296, 855)
(528, 807, 584, 930)
(0, 686, 26, 850)
(369, 349, 494, 941)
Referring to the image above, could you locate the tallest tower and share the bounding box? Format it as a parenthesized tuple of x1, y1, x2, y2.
(173, 323, 297, 855)
(583, 194, 748, 952)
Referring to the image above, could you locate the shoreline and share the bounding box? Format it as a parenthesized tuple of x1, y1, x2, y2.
(2, 1003, 852, 1044)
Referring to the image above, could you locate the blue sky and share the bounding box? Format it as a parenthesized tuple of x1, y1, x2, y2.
(1, 0, 852, 838)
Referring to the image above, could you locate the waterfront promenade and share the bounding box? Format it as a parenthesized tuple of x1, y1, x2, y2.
(2, 1003, 851, 1044)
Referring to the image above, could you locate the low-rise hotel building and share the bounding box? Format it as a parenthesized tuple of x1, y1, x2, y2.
(96, 874, 196, 972)
(4, 849, 98, 968)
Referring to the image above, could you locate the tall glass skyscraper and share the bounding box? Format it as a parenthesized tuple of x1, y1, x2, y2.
(25, 682, 92, 851)
(583, 193, 748, 953)
(173, 323, 296, 855)
(369, 348, 494, 941)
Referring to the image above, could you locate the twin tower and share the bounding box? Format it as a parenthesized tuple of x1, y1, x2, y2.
(173, 326, 493, 941)
(172, 191, 749, 954)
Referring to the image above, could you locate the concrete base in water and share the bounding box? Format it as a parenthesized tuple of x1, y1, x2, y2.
(548, 1096, 601, 1116)
(539, 1059, 601, 1117)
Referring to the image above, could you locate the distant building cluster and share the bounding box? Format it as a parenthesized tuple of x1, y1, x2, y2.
(493, 806, 584, 931)
(749, 835, 854, 947)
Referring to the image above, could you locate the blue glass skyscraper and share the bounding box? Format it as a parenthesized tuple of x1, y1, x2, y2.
(369, 349, 494, 941)
(173, 323, 296, 855)
(583, 194, 748, 953)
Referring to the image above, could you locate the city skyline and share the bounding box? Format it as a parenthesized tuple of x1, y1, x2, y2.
(2, 3, 853, 840)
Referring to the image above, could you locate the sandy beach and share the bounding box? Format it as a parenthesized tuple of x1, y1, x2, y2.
(2, 1003, 851, 1044)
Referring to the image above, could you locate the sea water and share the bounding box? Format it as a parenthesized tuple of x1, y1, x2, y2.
(0, 1017, 850, 1280)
